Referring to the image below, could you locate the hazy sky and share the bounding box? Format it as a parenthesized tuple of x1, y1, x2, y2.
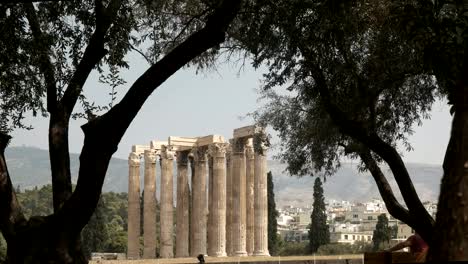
(10, 51, 452, 165)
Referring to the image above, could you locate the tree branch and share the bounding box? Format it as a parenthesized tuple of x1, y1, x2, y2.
(56, 0, 243, 234)
(308, 62, 435, 241)
(356, 147, 430, 236)
(0, 133, 25, 241)
(60, 0, 121, 119)
(24, 2, 57, 113)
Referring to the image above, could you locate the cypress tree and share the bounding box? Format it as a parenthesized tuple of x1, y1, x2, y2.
(267, 171, 279, 255)
(308, 177, 329, 253)
(372, 214, 391, 251)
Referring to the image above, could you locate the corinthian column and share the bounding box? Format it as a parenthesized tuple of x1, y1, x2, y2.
(128, 152, 141, 259)
(160, 146, 175, 258)
(231, 138, 248, 257)
(225, 142, 233, 256)
(207, 155, 214, 256)
(143, 150, 157, 259)
(245, 140, 255, 255)
(190, 147, 208, 256)
(253, 135, 270, 256)
(207, 143, 228, 257)
(176, 151, 190, 258)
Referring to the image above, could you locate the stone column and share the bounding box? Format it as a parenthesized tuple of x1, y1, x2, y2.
(253, 136, 270, 256)
(190, 147, 208, 256)
(207, 156, 214, 256)
(231, 138, 248, 256)
(245, 141, 255, 255)
(225, 143, 233, 256)
(160, 146, 175, 258)
(143, 150, 157, 259)
(128, 152, 141, 259)
(207, 143, 228, 257)
(176, 151, 190, 258)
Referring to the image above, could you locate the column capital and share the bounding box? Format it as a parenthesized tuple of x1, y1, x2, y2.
(161, 146, 175, 160)
(192, 146, 208, 162)
(253, 132, 269, 156)
(176, 151, 190, 165)
(144, 149, 157, 164)
(129, 152, 141, 166)
(245, 142, 254, 160)
(208, 143, 229, 158)
(232, 137, 248, 154)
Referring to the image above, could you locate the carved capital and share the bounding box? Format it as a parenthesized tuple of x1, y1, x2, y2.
(192, 146, 208, 162)
(245, 141, 254, 160)
(144, 150, 157, 164)
(128, 152, 141, 166)
(176, 151, 189, 166)
(232, 137, 247, 154)
(253, 131, 269, 156)
(160, 145, 175, 160)
(208, 143, 228, 158)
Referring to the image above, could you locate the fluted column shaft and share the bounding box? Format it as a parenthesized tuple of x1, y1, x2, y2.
(128, 152, 141, 259)
(176, 151, 190, 257)
(231, 138, 248, 256)
(207, 156, 214, 256)
(190, 147, 208, 256)
(225, 144, 233, 256)
(160, 147, 175, 258)
(245, 143, 255, 255)
(253, 140, 270, 256)
(143, 150, 157, 259)
(208, 143, 228, 257)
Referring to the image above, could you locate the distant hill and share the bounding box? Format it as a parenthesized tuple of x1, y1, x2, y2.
(5, 147, 442, 207)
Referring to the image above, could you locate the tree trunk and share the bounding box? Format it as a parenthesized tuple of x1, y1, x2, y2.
(6, 217, 86, 264)
(429, 81, 468, 260)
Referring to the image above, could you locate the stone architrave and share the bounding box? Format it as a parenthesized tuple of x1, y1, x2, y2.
(176, 151, 190, 258)
(225, 142, 233, 256)
(143, 150, 157, 259)
(127, 152, 141, 259)
(190, 147, 208, 256)
(207, 143, 228, 257)
(160, 146, 175, 258)
(231, 138, 248, 256)
(245, 140, 255, 255)
(253, 135, 270, 256)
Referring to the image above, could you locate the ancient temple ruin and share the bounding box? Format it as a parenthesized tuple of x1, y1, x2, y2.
(127, 125, 270, 259)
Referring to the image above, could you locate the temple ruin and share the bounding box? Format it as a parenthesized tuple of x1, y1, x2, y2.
(126, 125, 270, 259)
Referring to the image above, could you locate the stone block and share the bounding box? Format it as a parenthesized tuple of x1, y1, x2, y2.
(197, 135, 225, 146)
(233, 125, 264, 138)
(131, 145, 150, 154)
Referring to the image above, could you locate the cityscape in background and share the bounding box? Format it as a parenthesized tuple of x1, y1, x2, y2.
(277, 198, 437, 246)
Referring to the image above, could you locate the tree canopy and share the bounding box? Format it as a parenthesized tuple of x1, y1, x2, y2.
(0, 0, 242, 262)
(235, 0, 468, 260)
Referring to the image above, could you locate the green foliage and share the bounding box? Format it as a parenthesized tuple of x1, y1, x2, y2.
(267, 171, 280, 256)
(308, 178, 329, 253)
(372, 214, 391, 251)
(243, 0, 438, 177)
(81, 198, 108, 258)
(317, 241, 372, 255)
(0, 0, 230, 131)
(278, 241, 308, 256)
(16, 185, 53, 218)
(15, 185, 129, 257)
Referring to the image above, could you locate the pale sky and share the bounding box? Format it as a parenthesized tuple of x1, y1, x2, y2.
(10, 51, 452, 165)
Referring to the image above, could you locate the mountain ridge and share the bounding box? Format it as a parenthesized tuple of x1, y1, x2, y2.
(5, 146, 442, 207)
